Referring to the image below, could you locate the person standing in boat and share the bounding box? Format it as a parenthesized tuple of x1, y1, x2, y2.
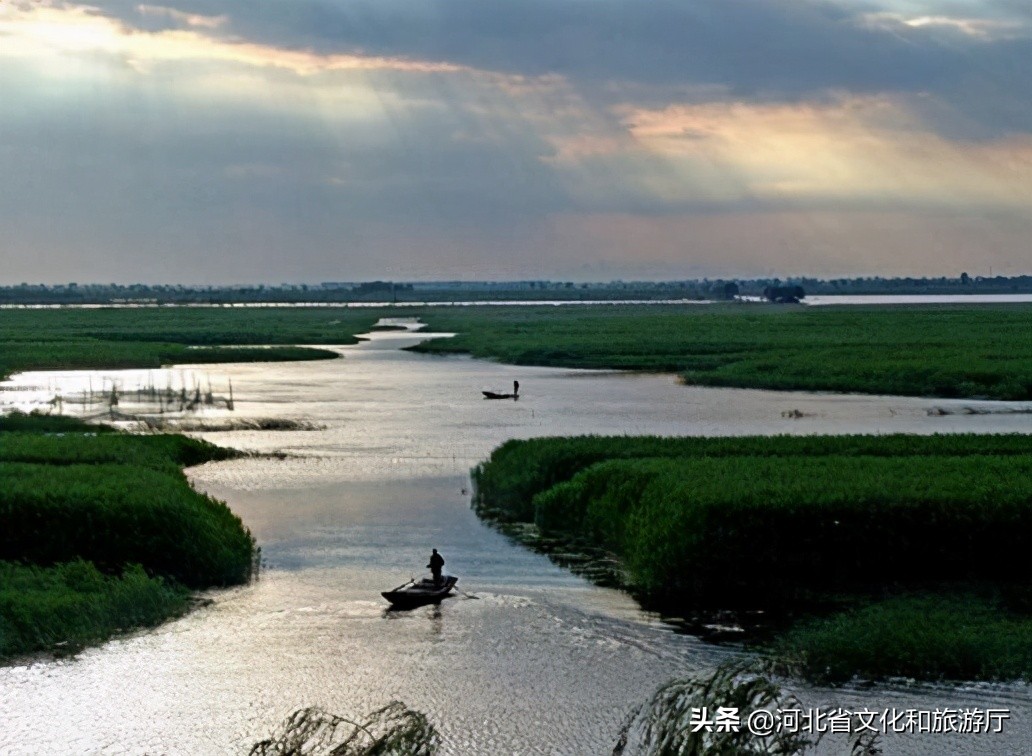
(427, 548, 445, 585)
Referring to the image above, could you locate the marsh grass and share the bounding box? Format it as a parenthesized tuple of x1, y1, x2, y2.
(0, 424, 239, 470)
(412, 303, 1032, 399)
(472, 432, 1032, 521)
(474, 433, 1032, 680)
(0, 308, 386, 381)
(532, 454, 1032, 606)
(0, 560, 189, 659)
(0, 413, 256, 659)
(0, 411, 119, 434)
(773, 595, 1032, 683)
(250, 702, 440, 756)
(1, 462, 256, 587)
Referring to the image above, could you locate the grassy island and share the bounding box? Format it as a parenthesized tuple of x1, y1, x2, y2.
(0, 307, 387, 378)
(412, 303, 1032, 400)
(473, 433, 1032, 682)
(0, 412, 255, 659)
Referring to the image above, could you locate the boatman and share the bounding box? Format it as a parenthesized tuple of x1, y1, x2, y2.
(427, 548, 445, 585)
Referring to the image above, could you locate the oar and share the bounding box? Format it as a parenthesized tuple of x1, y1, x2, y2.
(389, 578, 416, 593)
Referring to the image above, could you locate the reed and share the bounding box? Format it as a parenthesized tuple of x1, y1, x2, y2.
(614, 661, 880, 755)
(0, 307, 385, 381)
(474, 433, 1032, 680)
(472, 433, 1032, 522)
(530, 454, 1032, 606)
(0, 413, 255, 659)
(773, 595, 1032, 683)
(250, 702, 440, 756)
(1, 462, 255, 587)
(412, 303, 1032, 399)
(0, 560, 189, 659)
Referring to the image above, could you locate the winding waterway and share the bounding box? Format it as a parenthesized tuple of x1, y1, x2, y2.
(2, 323, 1031, 754)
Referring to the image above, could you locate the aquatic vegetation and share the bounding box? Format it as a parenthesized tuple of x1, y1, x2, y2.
(472, 433, 1032, 522)
(135, 417, 324, 432)
(412, 303, 1032, 399)
(0, 560, 189, 659)
(0, 426, 238, 470)
(477, 435, 1032, 606)
(1, 462, 255, 587)
(0, 307, 386, 380)
(0, 410, 119, 434)
(0, 413, 255, 660)
(474, 433, 1032, 680)
(773, 595, 1032, 683)
(531, 453, 1032, 606)
(614, 662, 880, 755)
(250, 702, 440, 756)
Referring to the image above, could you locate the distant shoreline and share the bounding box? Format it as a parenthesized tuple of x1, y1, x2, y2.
(4, 293, 1032, 309)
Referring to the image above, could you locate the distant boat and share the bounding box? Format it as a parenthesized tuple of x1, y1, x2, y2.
(483, 380, 520, 400)
(381, 576, 458, 609)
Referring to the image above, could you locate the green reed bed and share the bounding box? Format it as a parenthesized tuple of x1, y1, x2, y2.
(0, 561, 189, 659)
(0, 412, 119, 434)
(0, 431, 237, 470)
(0, 307, 386, 379)
(774, 594, 1032, 683)
(1, 462, 254, 587)
(474, 433, 1032, 681)
(0, 414, 255, 660)
(472, 433, 1032, 521)
(534, 455, 1032, 604)
(412, 303, 1032, 399)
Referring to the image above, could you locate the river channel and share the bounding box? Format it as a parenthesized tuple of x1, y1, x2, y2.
(1, 323, 1031, 754)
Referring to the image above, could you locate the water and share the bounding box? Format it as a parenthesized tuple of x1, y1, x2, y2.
(2, 323, 1031, 754)
(803, 294, 1032, 306)
(3, 293, 1032, 310)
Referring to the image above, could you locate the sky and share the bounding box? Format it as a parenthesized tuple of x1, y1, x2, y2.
(1, 0, 1030, 283)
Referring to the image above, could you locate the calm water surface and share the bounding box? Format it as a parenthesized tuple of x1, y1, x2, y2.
(1, 323, 1031, 755)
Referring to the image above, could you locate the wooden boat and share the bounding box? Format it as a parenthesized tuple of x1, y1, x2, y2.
(381, 575, 458, 608)
(483, 381, 520, 400)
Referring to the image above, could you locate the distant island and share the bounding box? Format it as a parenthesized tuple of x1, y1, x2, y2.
(2, 273, 1031, 305)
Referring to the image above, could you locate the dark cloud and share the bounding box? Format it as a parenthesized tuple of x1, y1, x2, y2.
(88, 0, 1032, 137)
(0, 61, 579, 284)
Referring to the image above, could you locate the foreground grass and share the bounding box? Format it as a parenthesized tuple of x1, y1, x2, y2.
(0, 561, 189, 659)
(0, 413, 254, 660)
(616, 661, 880, 755)
(412, 303, 1032, 399)
(251, 703, 440, 755)
(474, 433, 1032, 681)
(0, 307, 387, 380)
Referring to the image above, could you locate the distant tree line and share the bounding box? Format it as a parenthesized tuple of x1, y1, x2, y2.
(1, 274, 1030, 305)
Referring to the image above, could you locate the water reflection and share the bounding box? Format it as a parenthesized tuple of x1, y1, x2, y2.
(381, 603, 446, 644)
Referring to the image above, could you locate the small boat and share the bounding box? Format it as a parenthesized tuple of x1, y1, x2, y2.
(381, 575, 458, 609)
(483, 380, 520, 400)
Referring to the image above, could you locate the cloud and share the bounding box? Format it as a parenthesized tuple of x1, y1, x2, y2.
(615, 95, 1032, 210)
(73, 0, 1032, 136)
(0, 3, 468, 76)
(0, 0, 1029, 282)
